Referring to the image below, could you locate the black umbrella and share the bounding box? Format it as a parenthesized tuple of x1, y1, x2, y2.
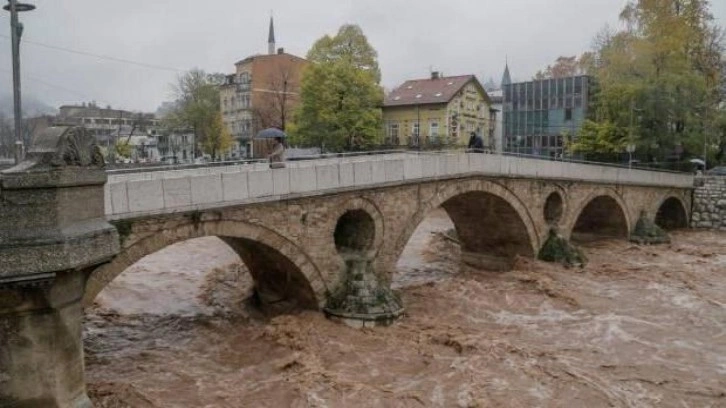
(256, 128, 287, 139)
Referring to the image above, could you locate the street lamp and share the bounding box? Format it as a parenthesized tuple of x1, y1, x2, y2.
(3, 0, 36, 164)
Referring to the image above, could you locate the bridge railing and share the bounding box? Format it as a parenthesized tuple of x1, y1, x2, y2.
(104, 151, 694, 220)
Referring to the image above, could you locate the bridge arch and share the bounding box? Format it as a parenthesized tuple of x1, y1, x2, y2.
(568, 190, 631, 241)
(654, 195, 689, 230)
(390, 178, 539, 273)
(84, 219, 327, 309)
(327, 197, 385, 256)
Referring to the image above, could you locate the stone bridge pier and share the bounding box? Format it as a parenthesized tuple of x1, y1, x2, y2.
(0, 127, 118, 407)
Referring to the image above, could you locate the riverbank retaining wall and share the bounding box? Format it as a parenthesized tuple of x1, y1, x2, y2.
(692, 176, 726, 230)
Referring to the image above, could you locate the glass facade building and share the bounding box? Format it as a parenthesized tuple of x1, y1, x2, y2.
(502, 75, 592, 157)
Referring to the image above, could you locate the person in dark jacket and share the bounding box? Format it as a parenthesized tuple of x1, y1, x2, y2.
(467, 132, 484, 152)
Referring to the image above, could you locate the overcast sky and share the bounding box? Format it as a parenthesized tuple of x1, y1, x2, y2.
(1, 0, 724, 113)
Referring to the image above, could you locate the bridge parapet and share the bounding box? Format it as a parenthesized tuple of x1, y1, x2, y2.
(105, 152, 694, 220)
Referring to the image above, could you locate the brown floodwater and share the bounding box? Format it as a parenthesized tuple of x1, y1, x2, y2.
(84, 210, 726, 407)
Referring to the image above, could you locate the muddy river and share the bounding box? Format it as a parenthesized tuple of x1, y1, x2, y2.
(85, 210, 726, 407)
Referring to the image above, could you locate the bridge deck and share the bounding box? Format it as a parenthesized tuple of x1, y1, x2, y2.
(104, 152, 694, 220)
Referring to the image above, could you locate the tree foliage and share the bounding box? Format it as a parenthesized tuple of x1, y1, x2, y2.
(572, 0, 725, 164)
(291, 25, 383, 151)
(115, 139, 132, 159)
(202, 112, 233, 160)
(306, 25, 381, 83)
(534, 55, 590, 79)
(164, 69, 226, 159)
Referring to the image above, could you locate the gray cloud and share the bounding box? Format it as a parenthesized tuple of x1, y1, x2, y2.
(1, 0, 724, 113)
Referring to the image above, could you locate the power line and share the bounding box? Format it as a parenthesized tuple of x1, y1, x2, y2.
(0, 67, 112, 107)
(0, 34, 183, 73)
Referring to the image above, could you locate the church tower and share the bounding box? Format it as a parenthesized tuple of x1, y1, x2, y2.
(268, 16, 276, 55)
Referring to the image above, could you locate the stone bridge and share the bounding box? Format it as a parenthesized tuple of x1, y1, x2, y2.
(0, 127, 693, 407)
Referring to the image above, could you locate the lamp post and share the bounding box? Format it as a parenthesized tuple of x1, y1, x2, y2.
(3, 0, 36, 164)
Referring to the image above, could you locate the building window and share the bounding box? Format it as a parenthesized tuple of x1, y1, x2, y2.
(412, 122, 420, 137)
(429, 121, 439, 142)
(565, 108, 573, 121)
(388, 122, 399, 145)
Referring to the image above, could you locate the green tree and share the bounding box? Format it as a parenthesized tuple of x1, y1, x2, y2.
(291, 25, 383, 151)
(202, 112, 233, 160)
(582, 0, 724, 163)
(115, 139, 132, 159)
(164, 69, 224, 159)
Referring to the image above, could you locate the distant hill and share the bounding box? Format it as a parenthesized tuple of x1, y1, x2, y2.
(0, 93, 57, 118)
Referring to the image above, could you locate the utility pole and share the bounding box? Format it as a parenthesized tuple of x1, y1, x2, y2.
(4, 0, 35, 164)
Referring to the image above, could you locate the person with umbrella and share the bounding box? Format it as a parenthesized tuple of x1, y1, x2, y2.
(257, 128, 287, 168)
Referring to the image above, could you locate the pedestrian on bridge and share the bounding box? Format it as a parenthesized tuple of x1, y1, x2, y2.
(268, 136, 286, 169)
(467, 132, 484, 153)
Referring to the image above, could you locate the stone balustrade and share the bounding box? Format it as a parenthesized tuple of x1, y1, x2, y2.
(105, 152, 694, 220)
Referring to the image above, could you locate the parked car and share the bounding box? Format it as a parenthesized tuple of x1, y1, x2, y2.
(706, 166, 726, 176)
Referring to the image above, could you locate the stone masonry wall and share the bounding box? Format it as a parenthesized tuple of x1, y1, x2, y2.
(692, 177, 726, 230)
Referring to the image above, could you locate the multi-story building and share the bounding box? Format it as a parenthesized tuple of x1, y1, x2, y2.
(56, 103, 159, 143)
(156, 131, 196, 164)
(220, 17, 308, 158)
(383, 73, 494, 148)
(24, 103, 162, 162)
(502, 67, 593, 158)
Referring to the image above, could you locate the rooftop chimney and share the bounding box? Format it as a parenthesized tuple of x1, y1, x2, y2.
(431, 71, 440, 80)
(277, 47, 284, 54)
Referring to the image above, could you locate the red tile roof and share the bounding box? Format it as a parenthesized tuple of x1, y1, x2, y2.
(384, 75, 487, 107)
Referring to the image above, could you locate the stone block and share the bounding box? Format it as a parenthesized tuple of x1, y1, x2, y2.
(441, 155, 459, 176)
(316, 164, 340, 190)
(248, 170, 274, 197)
(127, 179, 164, 213)
(291, 166, 317, 193)
(384, 159, 405, 182)
(421, 156, 438, 178)
(457, 154, 470, 173)
(272, 168, 291, 195)
(222, 172, 249, 202)
(103, 184, 112, 216)
(190, 174, 223, 205)
(403, 157, 423, 180)
(468, 153, 485, 172)
(353, 161, 373, 186)
(109, 182, 129, 215)
(163, 177, 192, 209)
(371, 160, 386, 183)
(339, 163, 354, 187)
(481, 154, 502, 174)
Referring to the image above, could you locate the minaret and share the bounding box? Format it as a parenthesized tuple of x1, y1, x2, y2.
(268, 15, 276, 55)
(501, 58, 512, 87)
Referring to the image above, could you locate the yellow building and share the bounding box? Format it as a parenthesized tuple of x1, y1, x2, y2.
(383, 73, 495, 148)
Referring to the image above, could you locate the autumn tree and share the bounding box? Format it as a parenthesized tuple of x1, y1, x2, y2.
(253, 63, 301, 131)
(164, 69, 226, 159)
(291, 25, 383, 151)
(202, 112, 233, 160)
(571, 0, 725, 164)
(115, 139, 132, 159)
(534, 55, 590, 79)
